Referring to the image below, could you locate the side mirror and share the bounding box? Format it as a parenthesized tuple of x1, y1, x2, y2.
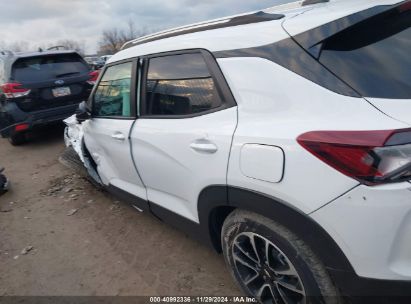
(75, 101, 91, 123)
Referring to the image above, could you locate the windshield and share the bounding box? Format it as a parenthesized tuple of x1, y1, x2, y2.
(319, 2, 411, 99)
(12, 53, 89, 83)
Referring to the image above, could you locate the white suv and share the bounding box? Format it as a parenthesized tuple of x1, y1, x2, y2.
(64, 0, 411, 302)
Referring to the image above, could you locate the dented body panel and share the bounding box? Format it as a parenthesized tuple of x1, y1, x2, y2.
(63, 115, 102, 186)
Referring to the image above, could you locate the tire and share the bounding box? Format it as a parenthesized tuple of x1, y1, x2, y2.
(0, 173, 8, 195)
(8, 132, 27, 146)
(222, 210, 342, 304)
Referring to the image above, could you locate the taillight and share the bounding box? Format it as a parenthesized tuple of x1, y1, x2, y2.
(297, 129, 411, 185)
(87, 70, 100, 85)
(0, 83, 31, 98)
(399, 0, 411, 12)
(15, 123, 29, 132)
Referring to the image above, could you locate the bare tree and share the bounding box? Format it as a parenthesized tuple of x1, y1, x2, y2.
(124, 19, 137, 41)
(0, 41, 31, 52)
(98, 20, 153, 55)
(99, 28, 122, 54)
(10, 41, 30, 52)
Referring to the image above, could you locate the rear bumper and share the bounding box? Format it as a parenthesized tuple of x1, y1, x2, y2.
(311, 182, 411, 300)
(0, 102, 80, 137)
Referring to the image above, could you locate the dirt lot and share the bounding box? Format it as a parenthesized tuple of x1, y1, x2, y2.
(0, 125, 240, 297)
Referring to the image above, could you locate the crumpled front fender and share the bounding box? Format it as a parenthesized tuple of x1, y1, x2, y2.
(62, 115, 102, 186)
(64, 115, 85, 163)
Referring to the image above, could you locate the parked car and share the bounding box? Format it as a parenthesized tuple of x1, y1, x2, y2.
(0, 50, 100, 145)
(84, 56, 99, 69)
(94, 55, 112, 70)
(64, 0, 411, 302)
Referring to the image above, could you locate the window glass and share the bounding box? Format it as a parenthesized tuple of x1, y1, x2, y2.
(93, 62, 133, 117)
(319, 5, 411, 99)
(144, 53, 222, 116)
(12, 54, 89, 83)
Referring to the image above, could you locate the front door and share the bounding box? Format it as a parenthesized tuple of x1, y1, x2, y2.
(84, 60, 147, 202)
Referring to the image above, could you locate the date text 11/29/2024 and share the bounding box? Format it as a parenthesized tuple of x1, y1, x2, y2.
(150, 297, 257, 303)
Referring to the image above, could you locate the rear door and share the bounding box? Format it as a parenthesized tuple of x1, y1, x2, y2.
(83, 60, 148, 207)
(130, 50, 237, 222)
(11, 53, 93, 112)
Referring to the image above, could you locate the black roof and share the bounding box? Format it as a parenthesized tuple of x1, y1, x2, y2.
(0, 49, 79, 60)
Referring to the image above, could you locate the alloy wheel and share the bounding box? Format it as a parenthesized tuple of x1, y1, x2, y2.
(232, 232, 306, 304)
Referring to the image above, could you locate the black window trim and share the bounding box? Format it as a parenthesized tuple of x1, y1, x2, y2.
(139, 48, 237, 120)
(292, 2, 405, 54)
(90, 58, 138, 120)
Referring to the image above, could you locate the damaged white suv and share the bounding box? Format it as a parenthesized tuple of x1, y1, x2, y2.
(64, 0, 411, 302)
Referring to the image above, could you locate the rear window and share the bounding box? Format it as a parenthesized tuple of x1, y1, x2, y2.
(12, 54, 89, 83)
(319, 3, 411, 99)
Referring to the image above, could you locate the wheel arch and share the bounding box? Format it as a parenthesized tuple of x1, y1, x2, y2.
(198, 185, 355, 275)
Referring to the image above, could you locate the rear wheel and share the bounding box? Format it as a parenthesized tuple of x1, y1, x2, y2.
(8, 132, 27, 146)
(221, 210, 341, 304)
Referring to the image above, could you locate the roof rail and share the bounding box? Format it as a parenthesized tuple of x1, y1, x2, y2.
(47, 45, 67, 51)
(122, 11, 284, 50)
(123, 18, 231, 49)
(0, 50, 14, 56)
(302, 0, 330, 6)
(265, 1, 304, 12)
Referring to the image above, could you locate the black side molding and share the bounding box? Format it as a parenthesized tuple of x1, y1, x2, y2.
(149, 203, 215, 248)
(107, 184, 150, 212)
(122, 11, 284, 50)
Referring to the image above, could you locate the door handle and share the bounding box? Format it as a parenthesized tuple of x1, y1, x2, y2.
(190, 140, 218, 154)
(111, 132, 126, 141)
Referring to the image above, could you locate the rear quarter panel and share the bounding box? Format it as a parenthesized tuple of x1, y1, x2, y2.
(218, 57, 408, 214)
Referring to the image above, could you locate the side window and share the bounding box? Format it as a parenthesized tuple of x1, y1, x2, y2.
(93, 62, 133, 117)
(144, 53, 223, 116)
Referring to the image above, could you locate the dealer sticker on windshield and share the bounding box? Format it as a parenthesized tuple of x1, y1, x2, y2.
(52, 86, 71, 98)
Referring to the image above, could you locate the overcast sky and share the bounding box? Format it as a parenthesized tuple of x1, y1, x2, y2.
(0, 0, 292, 54)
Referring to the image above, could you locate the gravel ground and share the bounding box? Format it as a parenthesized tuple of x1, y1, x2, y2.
(0, 125, 240, 297)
